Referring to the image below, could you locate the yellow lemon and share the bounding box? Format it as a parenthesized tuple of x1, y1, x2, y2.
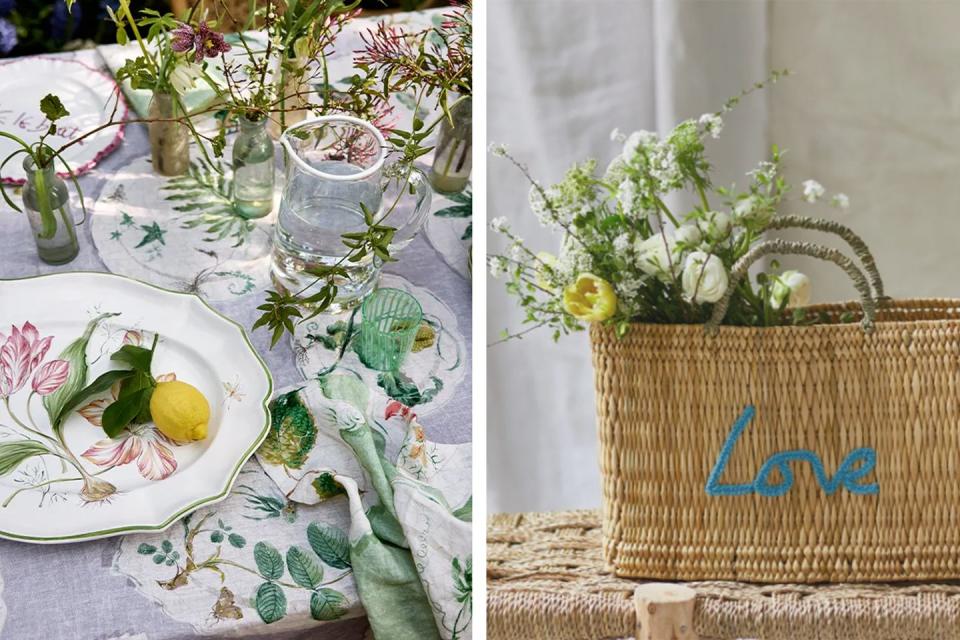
(150, 381, 210, 442)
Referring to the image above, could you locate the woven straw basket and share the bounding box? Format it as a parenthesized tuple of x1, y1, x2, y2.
(591, 298, 960, 583)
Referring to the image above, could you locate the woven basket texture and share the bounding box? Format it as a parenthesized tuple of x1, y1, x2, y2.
(590, 299, 960, 583)
(488, 510, 960, 640)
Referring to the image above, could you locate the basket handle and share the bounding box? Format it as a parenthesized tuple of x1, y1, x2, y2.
(705, 239, 876, 335)
(767, 215, 885, 300)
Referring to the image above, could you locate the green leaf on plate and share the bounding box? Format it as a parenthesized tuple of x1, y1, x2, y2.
(101, 387, 151, 438)
(254, 541, 284, 580)
(0, 441, 50, 476)
(227, 533, 246, 549)
(310, 588, 349, 621)
(137, 543, 157, 555)
(286, 545, 323, 589)
(253, 581, 287, 624)
(111, 344, 153, 371)
(307, 523, 351, 570)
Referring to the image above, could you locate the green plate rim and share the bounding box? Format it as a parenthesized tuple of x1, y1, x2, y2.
(0, 271, 274, 543)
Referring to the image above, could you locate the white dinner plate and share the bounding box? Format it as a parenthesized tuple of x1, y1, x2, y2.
(0, 272, 271, 542)
(0, 57, 127, 185)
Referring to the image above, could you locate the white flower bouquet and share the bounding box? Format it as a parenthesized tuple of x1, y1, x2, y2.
(489, 71, 882, 341)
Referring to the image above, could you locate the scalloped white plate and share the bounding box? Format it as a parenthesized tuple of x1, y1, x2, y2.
(0, 272, 271, 542)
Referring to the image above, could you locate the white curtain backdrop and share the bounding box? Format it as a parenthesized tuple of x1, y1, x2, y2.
(487, 0, 769, 513)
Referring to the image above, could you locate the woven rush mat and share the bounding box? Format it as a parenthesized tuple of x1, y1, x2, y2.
(488, 510, 960, 640)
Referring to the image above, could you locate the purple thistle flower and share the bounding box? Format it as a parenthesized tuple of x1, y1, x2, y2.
(170, 21, 230, 64)
(0, 17, 16, 55)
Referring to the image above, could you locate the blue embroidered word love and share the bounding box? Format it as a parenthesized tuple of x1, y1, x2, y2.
(705, 405, 879, 498)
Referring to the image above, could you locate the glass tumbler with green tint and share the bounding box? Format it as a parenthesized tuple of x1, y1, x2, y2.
(358, 288, 423, 371)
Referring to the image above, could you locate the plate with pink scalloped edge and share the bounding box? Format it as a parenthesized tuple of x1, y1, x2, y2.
(0, 57, 127, 185)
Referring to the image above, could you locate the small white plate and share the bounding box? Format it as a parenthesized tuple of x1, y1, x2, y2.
(0, 272, 271, 542)
(0, 57, 127, 185)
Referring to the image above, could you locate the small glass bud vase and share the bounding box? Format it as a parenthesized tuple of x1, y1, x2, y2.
(21, 157, 79, 265)
(232, 116, 275, 219)
(148, 91, 190, 177)
(430, 97, 472, 194)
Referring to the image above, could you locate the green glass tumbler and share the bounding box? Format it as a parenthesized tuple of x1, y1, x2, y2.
(358, 288, 423, 371)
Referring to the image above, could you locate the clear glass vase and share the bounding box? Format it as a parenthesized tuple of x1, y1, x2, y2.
(148, 92, 190, 177)
(232, 116, 275, 218)
(21, 157, 79, 265)
(430, 97, 472, 194)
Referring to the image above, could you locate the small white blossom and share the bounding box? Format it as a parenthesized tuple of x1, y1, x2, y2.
(682, 251, 729, 304)
(490, 217, 509, 233)
(616, 179, 638, 215)
(623, 130, 658, 159)
(610, 128, 624, 142)
(802, 179, 825, 203)
(557, 235, 594, 282)
(488, 256, 509, 279)
(698, 113, 723, 139)
(648, 143, 682, 190)
(831, 193, 850, 209)
(488, 142, 508, 157)
(748, 161, 777, 183)
(612, 232, 633, 255)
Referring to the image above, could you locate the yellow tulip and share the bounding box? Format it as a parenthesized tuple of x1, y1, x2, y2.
(562, 273, 617, 322)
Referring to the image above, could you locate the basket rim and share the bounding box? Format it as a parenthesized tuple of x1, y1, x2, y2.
(590, 297, 960, 336)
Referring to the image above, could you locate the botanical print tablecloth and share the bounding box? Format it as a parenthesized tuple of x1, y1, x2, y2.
(0, 9, 471, 639)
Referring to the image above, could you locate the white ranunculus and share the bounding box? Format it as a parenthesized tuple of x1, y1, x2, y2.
(682, 251, 728, 303)
(674, 224, 702, 248)
(771, 270, 812, 309)
(636, 233, 680, 282)
(697, 210, 732, 242)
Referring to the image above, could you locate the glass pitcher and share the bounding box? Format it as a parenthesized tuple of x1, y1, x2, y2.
(272, 116, 432, 311)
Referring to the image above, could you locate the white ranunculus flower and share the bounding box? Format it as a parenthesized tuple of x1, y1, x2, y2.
(697, 210, 732, 242)
(636, 233, 680, 282)
(682, 251, 728, 304)
(771, 270, 812, 309)
(674, 224, 702, 248)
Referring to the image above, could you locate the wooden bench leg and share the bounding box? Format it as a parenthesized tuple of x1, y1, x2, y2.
(634, 584, 698, 640)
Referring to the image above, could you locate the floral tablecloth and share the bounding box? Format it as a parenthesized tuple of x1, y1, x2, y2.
(0, 11, 471, 640)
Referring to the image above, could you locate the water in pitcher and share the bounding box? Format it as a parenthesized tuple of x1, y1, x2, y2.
(272, 160, 383, 310)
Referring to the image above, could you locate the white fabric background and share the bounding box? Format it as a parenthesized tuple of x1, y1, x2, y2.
(488, 0, 960, 513)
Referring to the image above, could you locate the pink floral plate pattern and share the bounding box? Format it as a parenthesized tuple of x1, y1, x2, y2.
(0, 272, 271, 543)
